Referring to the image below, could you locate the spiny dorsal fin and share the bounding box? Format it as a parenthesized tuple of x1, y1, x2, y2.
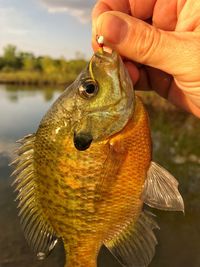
(104, 211, 159, 267)
(11, 134, 58, 260)
(141, 161, 184, 212)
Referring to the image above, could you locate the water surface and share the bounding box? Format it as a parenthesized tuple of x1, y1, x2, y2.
(0, 84, 199, 267)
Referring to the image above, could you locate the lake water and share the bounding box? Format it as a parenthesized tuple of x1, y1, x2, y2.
(0, 84, 199, 267)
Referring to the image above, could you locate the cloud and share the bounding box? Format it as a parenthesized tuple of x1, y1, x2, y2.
(40, 0, 96, 23)
(0, 7, 31, 56)
(6, 28, 29, 36)
(0, 7, 29, 36)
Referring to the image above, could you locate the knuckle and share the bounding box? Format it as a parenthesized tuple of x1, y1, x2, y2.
(132, 25, 161, 63)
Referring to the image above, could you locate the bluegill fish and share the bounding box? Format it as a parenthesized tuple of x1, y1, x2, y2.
(11, 49, 184, 267)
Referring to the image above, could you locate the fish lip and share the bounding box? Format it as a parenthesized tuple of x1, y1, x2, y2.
(94, 49, 118, 62)
(73, 132, 93, 151)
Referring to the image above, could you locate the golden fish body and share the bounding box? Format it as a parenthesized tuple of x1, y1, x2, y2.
(35, 97, 150, 267)
(12, 50, 184, 267)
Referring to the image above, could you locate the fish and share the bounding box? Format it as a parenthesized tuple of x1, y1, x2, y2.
(11, 48, 184, 267)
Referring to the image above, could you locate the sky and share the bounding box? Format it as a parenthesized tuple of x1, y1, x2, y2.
(0, 0, 97, 59)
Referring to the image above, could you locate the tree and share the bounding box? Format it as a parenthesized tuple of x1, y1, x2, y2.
(59, 56, 68, 73)
(0, 57, 4, 70)
(20, 52, 36, 71)
(3, 44, 19, 69)
(39, 56, 58, 74)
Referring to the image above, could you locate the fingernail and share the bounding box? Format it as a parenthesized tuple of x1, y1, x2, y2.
(97, 13, 128, 45)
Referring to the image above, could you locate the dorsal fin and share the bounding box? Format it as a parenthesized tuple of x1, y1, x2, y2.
(104, 211, 159, 267)
(11, 134, 58, 260)
(141, 161, 184, 212)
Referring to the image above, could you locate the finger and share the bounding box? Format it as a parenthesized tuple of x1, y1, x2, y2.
(124, 61, 140, 85)
(135, 67, 152, 91)
(174, 78, 200, 111)
(92, 0, 131, 42)
(168, 82, 200, 118)
(134, 66, 200, 117)
(92, 0, 157, 21)
(131, 0, 157, 20)
(145, 67, 172, 98)
(92, 0, 157, 42)
(135, 66, 172, 96)
(153, 0, 178, 31)
(176, 0, 200, 31)
(92, 39, 99, 52)
(91, 38, 113, 53)
(135, 67, 200, 117)
(92, 0, 130, 26)
(96, 11, 199, 76)
(92, 0, 157, 49)
(92, 0, 156, 40)
(135, 66, 200, 117)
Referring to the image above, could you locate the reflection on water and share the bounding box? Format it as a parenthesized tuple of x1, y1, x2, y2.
(0, 85, 62, 144)
(5, 85, 59, 103)
(0, 84, 199, 267)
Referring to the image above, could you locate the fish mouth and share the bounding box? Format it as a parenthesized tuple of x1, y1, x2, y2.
(73, 132, 93, 151)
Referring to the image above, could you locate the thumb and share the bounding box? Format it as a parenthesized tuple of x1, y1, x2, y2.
(96, 11, 199, 77)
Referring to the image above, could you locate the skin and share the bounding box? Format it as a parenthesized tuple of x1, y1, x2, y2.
(92, 0, 200, 118)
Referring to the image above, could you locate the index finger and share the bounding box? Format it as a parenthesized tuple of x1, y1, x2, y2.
(92, 0, 157, 49)
(92, 0, 131, 51)
(92, 0, 157, 22)
(92, 0, 131, 21)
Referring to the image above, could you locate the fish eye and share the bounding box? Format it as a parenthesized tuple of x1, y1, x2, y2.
(79, 79, 98, 99)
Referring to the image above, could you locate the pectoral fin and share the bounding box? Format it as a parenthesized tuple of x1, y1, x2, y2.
(96, 140, 127, 195)
(141, 161, 184, 212)
(11, 134, 58, 260)
(104, 211, 159, 267)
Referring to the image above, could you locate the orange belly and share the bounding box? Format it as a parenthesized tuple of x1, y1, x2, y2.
(101, 96, 151, 240)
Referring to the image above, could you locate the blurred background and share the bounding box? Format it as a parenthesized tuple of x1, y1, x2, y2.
(0, 1, 200, 267)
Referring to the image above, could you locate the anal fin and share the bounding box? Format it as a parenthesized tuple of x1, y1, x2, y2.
(104, 211, 159, 267)
(141, 161, 184, 212)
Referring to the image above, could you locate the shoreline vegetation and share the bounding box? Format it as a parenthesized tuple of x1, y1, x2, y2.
(0, 45, 87, 86)
(0, 45, 195, 116)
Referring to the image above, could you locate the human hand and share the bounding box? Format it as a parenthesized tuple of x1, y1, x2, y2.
(92, 0, 200, 118)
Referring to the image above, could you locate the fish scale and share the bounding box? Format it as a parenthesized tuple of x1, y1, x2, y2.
(12, 49, 184, 267)
(34, 97, 150, 267)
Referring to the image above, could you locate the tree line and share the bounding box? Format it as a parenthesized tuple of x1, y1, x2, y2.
(0, 45, 87, 85)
